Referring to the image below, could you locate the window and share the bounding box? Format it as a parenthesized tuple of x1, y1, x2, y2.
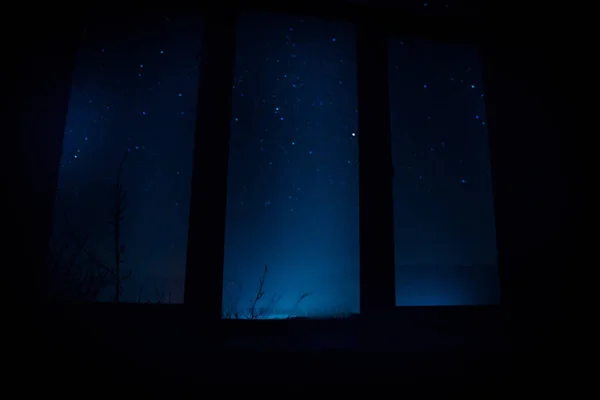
(47, 14, 204, 303)
(388, 36, 499, 306)
(222, 11, 360, 319)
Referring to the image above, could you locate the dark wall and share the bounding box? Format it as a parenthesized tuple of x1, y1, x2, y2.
(481, 3, 565, 360)
(19, 15, 81, 306)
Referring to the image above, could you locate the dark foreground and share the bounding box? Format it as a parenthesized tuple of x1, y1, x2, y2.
(31, 302, 511, 384)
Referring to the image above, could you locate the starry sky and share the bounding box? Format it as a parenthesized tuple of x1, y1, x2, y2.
(388, 36, 499, 306)
(222, 12, 360, 318)
(48, 8, 498, 311)
(349, 0, 480, 18)
(50, 14, 204, 303)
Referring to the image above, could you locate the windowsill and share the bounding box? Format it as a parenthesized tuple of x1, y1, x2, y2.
(34, 301, 510, 380)
(38, 301, 507, 351)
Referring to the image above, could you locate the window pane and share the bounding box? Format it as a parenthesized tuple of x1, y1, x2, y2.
(222, 11, 359, 319)
(389, 37, 499, 306)
(47, 15, 203, 303)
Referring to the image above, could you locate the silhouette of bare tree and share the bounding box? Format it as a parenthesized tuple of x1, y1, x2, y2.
(222, 264, 312, 319)
(47, 149, 133, 302)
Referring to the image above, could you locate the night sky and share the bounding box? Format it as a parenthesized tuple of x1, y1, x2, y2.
(222, 12, 360, 318)
(389, 37, 499, 306)
(49, 14, 204, 303)
(48, 9, 498, 312)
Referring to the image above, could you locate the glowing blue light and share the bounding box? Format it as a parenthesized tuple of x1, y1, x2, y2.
(221, 13, 361, 319)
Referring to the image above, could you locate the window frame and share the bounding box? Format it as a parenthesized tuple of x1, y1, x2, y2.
(43, 2, 502, 324)
(184, 2, 495, 319)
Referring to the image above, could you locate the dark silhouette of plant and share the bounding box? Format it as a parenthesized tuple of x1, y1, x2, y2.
(46, 209, 114, 301)
(249, 264, 268, 319)
(153, 287, 172, 304)
(287, 291, 313, 319)
(135, 286, 172, 304)
(223, 264, 311, 319)
(109, 150, 132, 303)
(47, 149, 133, 302)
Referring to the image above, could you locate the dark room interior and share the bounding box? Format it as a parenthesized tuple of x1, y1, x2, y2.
(19, 0, 565, 384)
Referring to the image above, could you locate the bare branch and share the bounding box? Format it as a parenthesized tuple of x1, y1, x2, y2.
(250, 264, 268, 319)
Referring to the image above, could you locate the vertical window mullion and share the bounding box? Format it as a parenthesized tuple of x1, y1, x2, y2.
(184, 9, 238, 319)
(356, 20, 396, 316)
